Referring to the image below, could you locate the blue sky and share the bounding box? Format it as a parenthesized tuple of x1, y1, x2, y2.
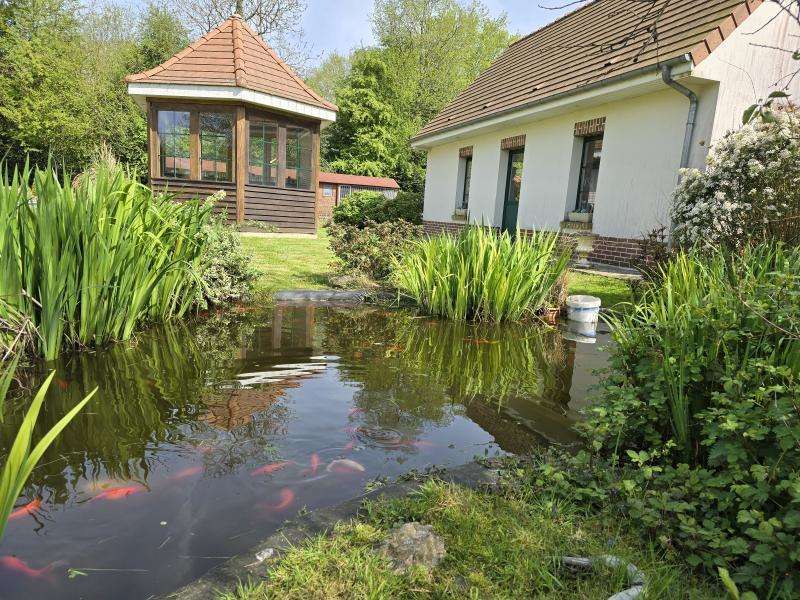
(302, 0, 573, 63)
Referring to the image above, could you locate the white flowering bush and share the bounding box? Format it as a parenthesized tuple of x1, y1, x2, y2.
(672, 110, 800, 248)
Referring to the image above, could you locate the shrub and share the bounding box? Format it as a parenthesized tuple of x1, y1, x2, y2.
(328, 219, 423, 281)
(535, 244, 800, 596)
(195, 213, 259, 309)
(332, 190, 422, 227)
(392, 226, 572, 322)
(671, 109, 800, 249)
(0, 161, 213, 360)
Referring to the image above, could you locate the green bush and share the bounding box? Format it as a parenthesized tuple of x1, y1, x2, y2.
(535, 244, 800, 596)
(393, 226, 572, 322)
(332, 190, 422, 227)
(328, 219, 423, 281)
(0, 161, 214, 360)
(195, 213, 259, 309)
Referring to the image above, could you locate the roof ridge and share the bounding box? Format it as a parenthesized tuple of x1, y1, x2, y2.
(231, 14, 248, 87)
(237, 19, 338, 111)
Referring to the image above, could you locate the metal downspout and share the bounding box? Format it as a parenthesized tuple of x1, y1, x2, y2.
(661, 63, 698, 247)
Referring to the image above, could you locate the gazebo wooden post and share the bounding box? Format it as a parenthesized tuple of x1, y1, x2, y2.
(235, 105, 247, 223)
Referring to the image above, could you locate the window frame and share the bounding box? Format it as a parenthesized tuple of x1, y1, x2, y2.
(199, 111, 234, 183)
(152, 102, 236, 182)
(157, 109, 192, 180)
(574, 135, 604, 213)
(459, 156, 472, 211)
(248, 119, 280, 187)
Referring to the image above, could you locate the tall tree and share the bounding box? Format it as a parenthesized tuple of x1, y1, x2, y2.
(134, 1, 190, 72)
(307, 51, 351, 101)
(323, 51, 403, 177)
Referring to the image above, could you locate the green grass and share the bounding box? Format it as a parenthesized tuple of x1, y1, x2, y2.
(219, 471, 719, 599)
(240, 231, 335, 294)
(240, 233, 633, 309)
(567, 271, 632, 309)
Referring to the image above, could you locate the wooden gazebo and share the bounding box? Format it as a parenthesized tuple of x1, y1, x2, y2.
(125, 14, 338, 233)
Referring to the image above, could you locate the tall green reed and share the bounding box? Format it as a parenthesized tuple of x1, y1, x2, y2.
(606, 243, 800, 463)
(392, 226, 571, 322)
(0, 364, 95, 542)
(0, 161, 212, 360)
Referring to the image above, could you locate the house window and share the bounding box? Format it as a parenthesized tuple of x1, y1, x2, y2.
(575, 136, 603, 213)
(200, 112, 233, 182)
(158, 110, 191, 179)
(249, 121, 278, 186)
(340, 185, 352, 200)
(285, 126, 312, 189)
(458, 156, 472, 210)
(322, 185, 334, 197)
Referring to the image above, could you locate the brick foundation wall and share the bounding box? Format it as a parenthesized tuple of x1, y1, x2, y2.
(587, 235, 647, 267)
(316, 195, 335, 226)
(423, 221, 650, 268)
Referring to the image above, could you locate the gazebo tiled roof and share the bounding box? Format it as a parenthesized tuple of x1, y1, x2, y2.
(126, 14, 337, 119)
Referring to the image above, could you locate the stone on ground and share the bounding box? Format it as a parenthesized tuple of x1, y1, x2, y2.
(378, 522, 446, 573)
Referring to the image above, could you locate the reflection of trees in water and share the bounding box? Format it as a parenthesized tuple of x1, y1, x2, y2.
(319, 308, 572, 445)
(0, 310, 283, 504)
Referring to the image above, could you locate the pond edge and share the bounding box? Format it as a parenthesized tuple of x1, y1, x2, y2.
(160, 461, 499, 599)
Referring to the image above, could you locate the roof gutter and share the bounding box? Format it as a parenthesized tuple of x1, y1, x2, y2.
(660, 54, 697, 247)
(411, 54, 694, 147)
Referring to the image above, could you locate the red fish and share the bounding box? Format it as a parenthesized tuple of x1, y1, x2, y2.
(302, 453, 321, 476)
(343, 440, 357, 452)
(0, 556, 55, 580)
(56, 378, 70, 390)
(171, 466, 203, 480)
(92, 485, 145, 501)
(250, 461, 293, 477)
(8, 498, 41, 521)
(348, 407, 364, 417)
(262, 488, 295, 511)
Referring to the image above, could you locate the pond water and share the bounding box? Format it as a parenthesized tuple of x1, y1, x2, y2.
(0, 304, 611, 600)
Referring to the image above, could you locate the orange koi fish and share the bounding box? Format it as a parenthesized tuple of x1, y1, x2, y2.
(343, 440, 357, 452)
(8, 499, 41, 521)
(171, 466, 203, 480)
(55, 378, 70, 391)
(301, 453, 321, 476)
(262, 488, 295, 511)
(92, 485, 145, 501)
(348, 407, 364, 417)
(250, 461, 293, 477)
(0, 556, 55, 580)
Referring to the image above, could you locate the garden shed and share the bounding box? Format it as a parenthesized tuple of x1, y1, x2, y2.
(126, 14, 338, 234)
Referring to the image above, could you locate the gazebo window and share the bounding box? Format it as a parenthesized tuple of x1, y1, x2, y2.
(158, 110, 191, 179)
(249, 121, 278, 186)
(285, 126, 312, 189)
(200, 112, 233, 182)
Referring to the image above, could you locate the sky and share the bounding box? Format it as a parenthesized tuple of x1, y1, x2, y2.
(301, 0, 575, 65)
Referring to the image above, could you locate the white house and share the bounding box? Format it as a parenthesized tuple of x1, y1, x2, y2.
(411, 0, 800, 266)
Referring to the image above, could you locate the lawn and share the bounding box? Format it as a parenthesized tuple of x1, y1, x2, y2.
(241, 232, 633, 308)
(220, 468, 719, 600)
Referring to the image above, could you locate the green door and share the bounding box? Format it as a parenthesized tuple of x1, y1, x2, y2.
(502, 149, 524, 233)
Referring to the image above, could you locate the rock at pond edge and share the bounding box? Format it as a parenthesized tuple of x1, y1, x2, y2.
(378, 522, 446, 574)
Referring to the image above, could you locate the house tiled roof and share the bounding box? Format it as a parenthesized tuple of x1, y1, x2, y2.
(319, 173, 400, 189)
(125, 15, 337, 112)
(415, 0, 763, 141)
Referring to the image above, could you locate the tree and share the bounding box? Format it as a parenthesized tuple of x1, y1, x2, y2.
(307, 51, 351, 101)
(324, 52, 403, 178)
(134, 2, 190, 73)
(321, 0, 513, 192)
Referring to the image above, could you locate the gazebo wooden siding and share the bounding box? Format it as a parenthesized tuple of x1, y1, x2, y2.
(126, 14, 337, 234)
(145, 100, 321, 234)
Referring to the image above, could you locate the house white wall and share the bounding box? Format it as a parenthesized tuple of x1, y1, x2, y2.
(422, 89, 691, 239)
(420, 2, 800, 242)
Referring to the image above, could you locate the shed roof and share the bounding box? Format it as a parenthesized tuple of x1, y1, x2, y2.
(415, 0, 763, 142)
(126, 14, 337, 115)
(319, 172, 400, 189)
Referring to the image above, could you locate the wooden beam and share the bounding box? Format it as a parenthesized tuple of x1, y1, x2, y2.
(189, 111, 200, 180)
(148, 101, 159, 179)
(235, 105, 247, 223)
(277, 125, 287, 189)
(312, 124, 321, 231)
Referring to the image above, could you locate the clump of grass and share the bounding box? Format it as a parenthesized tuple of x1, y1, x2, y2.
(0, 161, 213, 360)
(219, 476, 720, 599)
(392, 226, 571, 322)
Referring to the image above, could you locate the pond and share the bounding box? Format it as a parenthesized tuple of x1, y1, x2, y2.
(0, 304, 611, 600)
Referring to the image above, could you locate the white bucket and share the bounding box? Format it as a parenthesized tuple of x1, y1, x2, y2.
(566, 295, 602, 324)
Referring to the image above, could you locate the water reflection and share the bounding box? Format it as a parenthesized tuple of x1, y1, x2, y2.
(0, 304, 608, 600)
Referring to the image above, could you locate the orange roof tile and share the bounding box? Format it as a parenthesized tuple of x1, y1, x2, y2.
(319, 172, 400, 189)
(126, 15, 337, 112)
(415, 0, 762, 141)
